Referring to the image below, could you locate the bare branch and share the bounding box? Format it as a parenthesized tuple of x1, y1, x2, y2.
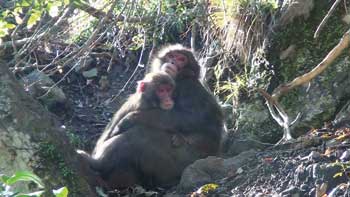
(110, 32, 147, 102)
(273, 28, 350, 100)
(314, 0, 342, 39)
(73, 1, 152, 23)
(191, 22, 197, 51)
(258, 89, 296, 144)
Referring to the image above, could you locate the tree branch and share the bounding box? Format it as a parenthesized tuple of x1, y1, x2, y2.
(273, 28, 350, 100)
(73, 1, 153, 23)
(314, 0, 342, 39)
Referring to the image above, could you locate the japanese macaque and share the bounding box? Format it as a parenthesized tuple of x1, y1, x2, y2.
(77, 44, 224, 190)
(100, 72, 175, 139)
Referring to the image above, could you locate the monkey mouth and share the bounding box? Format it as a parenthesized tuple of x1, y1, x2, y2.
(161, 102, 174, 110)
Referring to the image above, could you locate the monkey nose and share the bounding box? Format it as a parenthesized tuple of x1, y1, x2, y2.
(161, 99, 174, 110)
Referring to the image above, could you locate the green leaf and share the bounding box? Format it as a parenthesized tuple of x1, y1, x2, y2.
(0, 174, 10, 183)
(53, 187, 69, 197)
(27, 10, 42, 29)
(1, 10, 10, 17)
(63, 0, 70, 6)
(5, 171, 44, 188)
(0, 30, 7, 38)
(14, 7, 23, 14)
(5, 23, 16, 29)
(20, 0, 32, 7)
(334, 172, 343, 178)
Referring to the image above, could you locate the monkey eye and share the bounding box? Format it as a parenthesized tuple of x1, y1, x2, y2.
(165, 86, 173, 92)
(157, 85, 172, 95)
(178, 56, 186, 62)
(168, 54, 174, 58)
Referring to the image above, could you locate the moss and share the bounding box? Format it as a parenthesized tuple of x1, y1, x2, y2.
(270, 1, 348, 84)
(36, 142, 80, 196)
(66, 130, 87, 149)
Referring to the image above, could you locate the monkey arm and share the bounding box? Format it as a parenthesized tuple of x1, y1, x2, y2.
(95, 99, 136, 148)
(113, 109, 180, 132)
(111, 80, 223, 136)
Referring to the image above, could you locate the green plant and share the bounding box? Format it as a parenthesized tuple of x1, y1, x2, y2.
(66, 131, 86, 149)
(0, 0, 71, 38)
(0, 171, 68, 197)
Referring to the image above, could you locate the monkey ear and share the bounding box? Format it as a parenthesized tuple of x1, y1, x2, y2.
(137, 81, 147, 93)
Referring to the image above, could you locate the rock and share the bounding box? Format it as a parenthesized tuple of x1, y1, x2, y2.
(21, 70, 68, 115)
(304, 151, 321, 162)
(225, 131, 270, 156)
(342, 14, 350, 24)
(332, 101, 350, 128)
(279, 0, 314, 26)
(177, 150, 256, 191)
(82, 68, 98, 78)
(280, 186, 302, 197)
(340, 149, 350, 162)
(280, 45, 297, 60)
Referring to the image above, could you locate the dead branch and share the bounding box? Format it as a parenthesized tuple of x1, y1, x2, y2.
(110, 32, 147, 102)
(273, 28, 350, 100)
(258, 28, 350, 144)
(191, 22, 197, 51)
(0, 6, 74, 51)
(314, 0, 342, 39)
(258, 89, 301, 144)
(0, 37, 37, 50)
(73, 1, 153, 23)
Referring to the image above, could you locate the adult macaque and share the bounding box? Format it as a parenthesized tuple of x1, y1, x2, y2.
(115, 44, 224, 156)
(95, 72, 176, 147)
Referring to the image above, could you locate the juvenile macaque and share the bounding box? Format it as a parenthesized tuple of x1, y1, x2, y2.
(96, 71, 175, 145)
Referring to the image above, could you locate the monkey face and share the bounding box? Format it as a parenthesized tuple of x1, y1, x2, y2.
(155, 84, 174, 110)
(160, 52, 189, 78)
(164, 52, 188, 69)
(151, 45, 200, 79)
(137, 72, 175, 110)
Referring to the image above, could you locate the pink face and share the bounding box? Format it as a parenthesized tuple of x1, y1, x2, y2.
(161, 52, 188, 78)
(156, 84, 174, 110)
(165, 52, 188, 69)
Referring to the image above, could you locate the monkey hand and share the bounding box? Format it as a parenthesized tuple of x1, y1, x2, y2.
(161, 63, 178, 78)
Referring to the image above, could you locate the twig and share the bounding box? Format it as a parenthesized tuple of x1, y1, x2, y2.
(11, 5, 33, 54)
(314, 0, 342, 39)
(146, 0, 162, 73)
(258, 89, 301, 144)
(191, 21, 197, 51)
(110, 32, 147, 102)
(107, 0, 130, 73)
(73, 1, 152, 23)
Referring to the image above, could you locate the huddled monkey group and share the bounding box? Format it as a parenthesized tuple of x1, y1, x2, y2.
(77, 44, 224, 191)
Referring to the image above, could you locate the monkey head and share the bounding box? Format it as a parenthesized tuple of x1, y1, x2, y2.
(137, 72, 175, 110)
(150, 44, 200, 79)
